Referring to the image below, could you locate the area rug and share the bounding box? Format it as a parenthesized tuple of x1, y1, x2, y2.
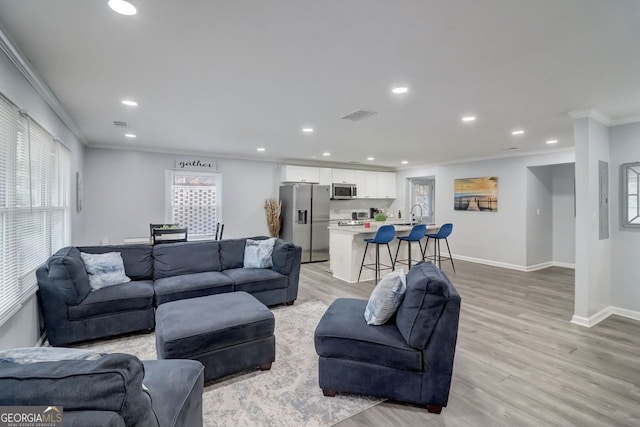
(74, 300, 382, 427)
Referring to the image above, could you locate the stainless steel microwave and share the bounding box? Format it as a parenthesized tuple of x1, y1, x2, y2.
(332, 183, 357, 199)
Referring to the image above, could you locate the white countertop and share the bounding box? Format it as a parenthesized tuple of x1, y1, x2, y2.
(328, 221, 435, 235)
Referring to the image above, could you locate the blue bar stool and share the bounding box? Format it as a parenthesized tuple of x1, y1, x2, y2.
(394, 223, 427, 270)
(422, 223, 455, 272)
(357, 225, 396, 282)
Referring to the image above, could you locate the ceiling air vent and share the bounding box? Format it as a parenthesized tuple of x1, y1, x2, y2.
(341, 109, 377, 121)
(113, 120, 128, 128)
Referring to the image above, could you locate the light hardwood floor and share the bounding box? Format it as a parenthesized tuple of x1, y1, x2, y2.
(297, 260, 640, 427)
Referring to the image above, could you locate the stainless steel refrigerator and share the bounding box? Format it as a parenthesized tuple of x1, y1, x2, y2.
(279, 184, 330, 263)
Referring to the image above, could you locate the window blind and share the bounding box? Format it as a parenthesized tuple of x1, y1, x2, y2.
(0, 93, 71, 326)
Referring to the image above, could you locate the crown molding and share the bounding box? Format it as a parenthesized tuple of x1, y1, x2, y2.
(610, 115, 640, 126)
(568, 109, 611, 126)
(0, 25, 87, 144)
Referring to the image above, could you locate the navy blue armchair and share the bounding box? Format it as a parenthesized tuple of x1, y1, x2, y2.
(314, 261, 461, 413)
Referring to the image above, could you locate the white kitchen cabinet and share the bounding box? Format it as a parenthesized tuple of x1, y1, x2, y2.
(377, 172, 397, 199)
(318, 168, 333, 185)
(280, 165, 320, 183)
(355, 170, 378, 199)
(332, 169, 356, 184)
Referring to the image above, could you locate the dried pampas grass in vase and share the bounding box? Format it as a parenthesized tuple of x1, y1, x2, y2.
(264, 198, 282, 238)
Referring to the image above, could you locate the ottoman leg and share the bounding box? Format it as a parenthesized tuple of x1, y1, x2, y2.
(260, 363, 272, 371)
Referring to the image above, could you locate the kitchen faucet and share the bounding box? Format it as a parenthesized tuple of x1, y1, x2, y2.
(410, 204, 423, 223)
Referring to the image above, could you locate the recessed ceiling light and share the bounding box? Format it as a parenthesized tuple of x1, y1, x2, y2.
(462, 116, 476, 122)
(511, 130, 525, 135)
(257, 147, 266, 152)
(546, 139, 558, 144)
(401, 160, 408, 165)
(322, 152, 330, 156)
(121, 99, 138, 107)
(108, 0, 137, 16)
(367, 157, 375, 161)
(302, 128, 314, 133)
(125, 133, 136, 138)
(392, 87, 408, 94)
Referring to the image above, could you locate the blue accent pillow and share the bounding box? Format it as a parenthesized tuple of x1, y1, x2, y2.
(243, 238, 276, 268)
(364, 270, 407, 325)
(80, 251, 131, 291)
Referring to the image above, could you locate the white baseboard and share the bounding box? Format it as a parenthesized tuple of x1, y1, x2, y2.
(571, 306, 640, 328)
(452, 254, 575, 272)
(452, 254, 528, 271)
(553, 261, 575, 269)
(525, 262, 554, 272)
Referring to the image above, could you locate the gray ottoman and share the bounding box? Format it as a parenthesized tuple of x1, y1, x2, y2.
(155, 291, 275, 381)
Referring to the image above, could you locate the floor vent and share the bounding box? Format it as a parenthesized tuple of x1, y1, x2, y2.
(341, 109, 377, 121)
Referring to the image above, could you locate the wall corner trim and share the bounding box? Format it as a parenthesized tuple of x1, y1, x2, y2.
(568, 109, 611, 126)
(571, 306, 640, 328)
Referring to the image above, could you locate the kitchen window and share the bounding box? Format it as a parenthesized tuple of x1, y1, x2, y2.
(621, 162, 640, 228)
(165, 170, 221, 237)
(0, 93, 71, 326)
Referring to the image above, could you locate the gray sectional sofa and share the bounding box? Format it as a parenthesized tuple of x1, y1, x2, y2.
(37, 238, 302, 346)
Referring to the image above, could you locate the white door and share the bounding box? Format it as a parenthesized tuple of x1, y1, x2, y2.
(409, 178, 435, 224)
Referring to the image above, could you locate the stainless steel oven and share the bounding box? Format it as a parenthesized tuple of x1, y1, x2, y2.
(331, 183, 357, 199)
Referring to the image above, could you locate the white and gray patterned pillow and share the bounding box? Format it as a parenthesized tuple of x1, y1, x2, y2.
(243, 238, 276, 268)
(0, 347, 103, 364)
(80, 251, 131, 291)
(364, 270, 407, 325)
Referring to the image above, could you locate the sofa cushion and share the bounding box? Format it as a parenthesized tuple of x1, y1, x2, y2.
(80, 252, 131, 291)
(315, 298, 422, 372)
(223, 268, 288, 293)
(219, 238, 246, 270)
(395, 262, 452, 349)
(0, 354, 155, 427)
(78, 245, 153, 280)
(153, 241, 221, 279)
(271, 239, 298, 275)
(67, 280, 155, 320)
(243, 238, 275, 268)
(156, 292, 274, 358)
(142, 359, 204, 427)
(46, 246, 91, 304)
(0, 347, 103, 364)
(154, 272, 234, 305)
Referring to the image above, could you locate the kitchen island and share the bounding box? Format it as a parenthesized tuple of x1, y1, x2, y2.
(329, 221, 439, 283)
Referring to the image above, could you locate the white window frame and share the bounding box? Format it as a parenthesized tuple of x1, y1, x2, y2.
(621, 161, 640, 229)
(165, 170, 222, 237)
(0, 93, 71, 326)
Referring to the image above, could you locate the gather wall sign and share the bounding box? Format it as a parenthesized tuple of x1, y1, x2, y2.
(174, 157, 218, 171)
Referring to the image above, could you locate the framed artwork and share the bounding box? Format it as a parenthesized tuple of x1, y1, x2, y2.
(454, 176, 498, 212)
(76, 171, 83, 212)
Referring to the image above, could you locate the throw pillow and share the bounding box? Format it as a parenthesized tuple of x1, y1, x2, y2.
(80, 251, 131, 291)
(0, 347, 103, 364)
(364, 269, 407, 325)
(243, 238, 276, 268)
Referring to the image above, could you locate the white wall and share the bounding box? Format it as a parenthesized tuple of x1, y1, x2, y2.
(390, 150, 575, 270)
(526, 166, 553, 267)
(573, 116, 611, 320)
(0, 49, 85, 349)
(609, 122, 640, 313)
(81, 148, 281, 245)
(552, 163, 576, 266)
